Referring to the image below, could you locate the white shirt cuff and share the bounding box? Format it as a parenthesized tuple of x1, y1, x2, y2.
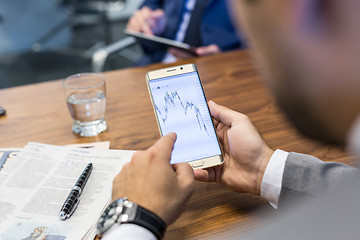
(260, 149, 289, 209)
(102, 223, 157, 240)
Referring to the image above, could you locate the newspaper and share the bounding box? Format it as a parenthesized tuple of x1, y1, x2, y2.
(0, 142, 133, 240)
(0, 142, 110, 171)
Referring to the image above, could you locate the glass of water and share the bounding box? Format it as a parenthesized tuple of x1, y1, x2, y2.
(63, 73, 107, 137)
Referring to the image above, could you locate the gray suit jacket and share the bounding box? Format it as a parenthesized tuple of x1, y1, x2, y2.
(223, 152, 360, 240)
(279, 152, 357, 207)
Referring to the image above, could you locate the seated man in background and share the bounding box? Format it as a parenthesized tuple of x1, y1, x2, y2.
(99, 0, 360, 239)
(127, 0, 245, 65)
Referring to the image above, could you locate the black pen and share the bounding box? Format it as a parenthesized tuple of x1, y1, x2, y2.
(59, 163, 93, 220)
(0, 106, 6, 116)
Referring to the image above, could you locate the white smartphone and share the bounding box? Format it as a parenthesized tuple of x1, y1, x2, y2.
(146, 64, 223, 169)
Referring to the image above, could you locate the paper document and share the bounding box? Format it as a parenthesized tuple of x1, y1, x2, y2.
(0, 142, 110, 171)
(0, 142, 134, 240)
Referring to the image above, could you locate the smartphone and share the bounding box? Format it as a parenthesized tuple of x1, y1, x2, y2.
(146, 64, 223, 169)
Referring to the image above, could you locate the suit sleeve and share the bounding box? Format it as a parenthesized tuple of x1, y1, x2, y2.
(140, 0, 162, 10)
(278, 152, 358, 207)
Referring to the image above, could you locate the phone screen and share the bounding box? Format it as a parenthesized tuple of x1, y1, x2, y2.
(148, 71, 222, 164)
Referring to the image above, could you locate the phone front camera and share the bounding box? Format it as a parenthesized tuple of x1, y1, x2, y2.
(180, 67, 183, 70)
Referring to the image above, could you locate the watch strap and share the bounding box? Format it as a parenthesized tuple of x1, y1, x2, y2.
(132, 205, 167, 240)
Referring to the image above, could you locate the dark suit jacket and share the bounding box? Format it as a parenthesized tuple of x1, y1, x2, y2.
(137, 0, 244, 65)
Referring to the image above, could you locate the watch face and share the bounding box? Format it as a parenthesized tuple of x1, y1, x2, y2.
(97, 198, 125, 235)
(97, 199, 165, 239)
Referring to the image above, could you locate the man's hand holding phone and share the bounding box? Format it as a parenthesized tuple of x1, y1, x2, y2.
(110, 99, 274, 231)
(194, 101, 274, 196)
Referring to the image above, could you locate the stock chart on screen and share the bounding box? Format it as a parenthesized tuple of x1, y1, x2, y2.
(149, 72, 221, 164)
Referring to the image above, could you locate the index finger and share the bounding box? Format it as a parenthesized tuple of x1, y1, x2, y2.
(150, 132, 177, 162)
(136, 7, 154, 35)
(151, 9, 165, 19)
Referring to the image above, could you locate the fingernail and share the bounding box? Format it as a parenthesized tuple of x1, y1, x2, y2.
(168, 132, 177, 138)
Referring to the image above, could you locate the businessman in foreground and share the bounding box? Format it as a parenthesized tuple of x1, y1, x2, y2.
(99, 0, 360, 239)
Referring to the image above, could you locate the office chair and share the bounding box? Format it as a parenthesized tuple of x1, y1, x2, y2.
(33, 0, 144, 72)
(0, 0, 142, 88)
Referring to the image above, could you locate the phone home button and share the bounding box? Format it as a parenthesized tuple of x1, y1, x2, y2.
(191, 161, 204, 168)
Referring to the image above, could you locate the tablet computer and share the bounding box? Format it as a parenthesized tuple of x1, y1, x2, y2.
(124, 29, 198, 56)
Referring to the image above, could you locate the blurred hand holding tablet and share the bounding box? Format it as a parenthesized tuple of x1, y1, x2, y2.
(124, 29, 198, 56)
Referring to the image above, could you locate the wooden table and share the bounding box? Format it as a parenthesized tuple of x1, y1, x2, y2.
(0, 50, 354, 239)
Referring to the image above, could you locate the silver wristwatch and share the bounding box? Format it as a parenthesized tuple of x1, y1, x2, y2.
(96, 197, 166, 239)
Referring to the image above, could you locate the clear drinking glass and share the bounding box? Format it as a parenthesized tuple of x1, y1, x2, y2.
(63, 73, 107, 137)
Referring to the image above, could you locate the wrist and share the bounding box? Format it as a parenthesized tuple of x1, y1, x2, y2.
(255, 147, 274, 195)
(97, 198, 167, 240)
(137, 203, 169, 225)
(260, 149, 289, 208)
(132, 204, 167, 240)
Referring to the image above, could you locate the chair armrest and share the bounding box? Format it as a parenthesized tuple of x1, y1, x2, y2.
(91, 36, 137, 72)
